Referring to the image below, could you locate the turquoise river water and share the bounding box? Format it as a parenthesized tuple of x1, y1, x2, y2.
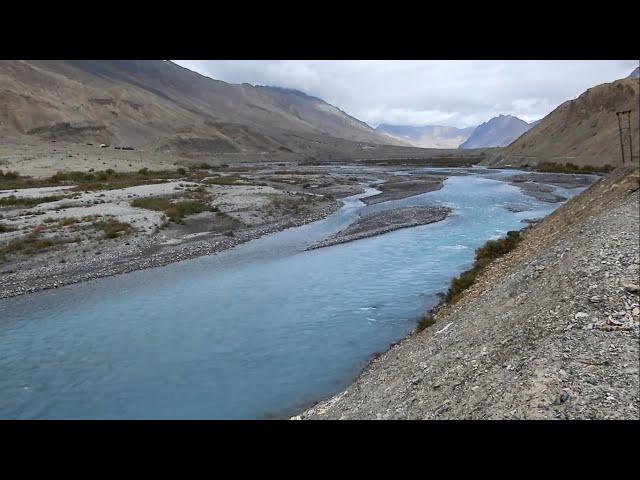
(0, 168, 588, 419)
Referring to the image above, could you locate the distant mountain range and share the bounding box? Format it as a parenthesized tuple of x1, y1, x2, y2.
(375, 124, 475, 149)
(0, 60, 406, 156)
(459, 115, 535, 149)
(629, 66, 639, 78)
(3, 60, 634, 162)
(377, 115, 538, 150)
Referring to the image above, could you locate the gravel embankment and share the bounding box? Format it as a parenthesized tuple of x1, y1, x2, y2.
(360, 176, 444, 205)
(308, 205, 450, 250)
(298, 167, 639, 420)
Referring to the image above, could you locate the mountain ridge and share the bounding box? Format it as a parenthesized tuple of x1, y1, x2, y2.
(459, 114, 533, 149)
(0, 60, 406, 155)
(498, 77, 639, 167)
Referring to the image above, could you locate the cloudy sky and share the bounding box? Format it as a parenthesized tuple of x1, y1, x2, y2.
(173, 60, 638, 129)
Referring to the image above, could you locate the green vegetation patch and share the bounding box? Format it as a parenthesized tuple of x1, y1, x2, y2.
(203, 175, 248, 186)
(0, 195, 65, 208)
(270, 194, 318, 213)
(57, 217, 79, 227)
(0, 224, 86, 263)
(189, 162, 214, 170)
(533, 162, 614, 174)
(1, 169, 186, 191)
(131, 197, 216, 224)
(0, 170, 20, 180)
(415, 313, 436, 333)
(445, 230, 522, 304)
(68, 169, 186, 191)
(361, 156, 486, 168)
(100, 219, 134, 239)
(0, 222, 17, 233)
(1, 228, 55, 259)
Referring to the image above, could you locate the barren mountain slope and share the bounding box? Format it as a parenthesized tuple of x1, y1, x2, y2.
(299, 167, 640, 419)
(459, 114, 533, 149)
(498, 77, 640, 167)
(0, 60, 404, 154)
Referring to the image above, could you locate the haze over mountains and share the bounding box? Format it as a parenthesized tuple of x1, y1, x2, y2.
(377, 115, 538, 150)
(0, 60, 406, 157)
(375, 124, 475, 149)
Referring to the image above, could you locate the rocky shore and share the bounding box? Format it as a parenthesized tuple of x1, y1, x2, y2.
(508, 172, 598, 203)
(360, 176, 444, 205)
(309, 205, 451, 250)
(0, 200, 340, 299)
(296, 167, 639, 420)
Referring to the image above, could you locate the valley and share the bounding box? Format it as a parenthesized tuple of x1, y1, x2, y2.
(0, 59, 638, 421)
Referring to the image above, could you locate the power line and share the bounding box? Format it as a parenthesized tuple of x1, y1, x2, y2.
(616, 110, 633, 164)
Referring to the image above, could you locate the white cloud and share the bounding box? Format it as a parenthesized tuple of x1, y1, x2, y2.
(173, 60, 639, 128)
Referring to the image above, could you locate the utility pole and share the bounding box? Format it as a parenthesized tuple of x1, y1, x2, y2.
(616, 110, 632, 164)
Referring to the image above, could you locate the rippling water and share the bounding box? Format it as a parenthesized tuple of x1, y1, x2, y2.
(0, 169, 586, 419)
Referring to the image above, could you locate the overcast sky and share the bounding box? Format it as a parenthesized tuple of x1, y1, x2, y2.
(173, 60, 638, 129)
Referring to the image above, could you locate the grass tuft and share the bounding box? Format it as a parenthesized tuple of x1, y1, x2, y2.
(0, 222, 17, 233)
(445, 230, 522, 304)
(415, 314, 436, 333)
(1, 229, 54, 257)
(101, 219, 134, 239)
(0, 195, 65, 208)
(131, 197, 215, 224)
(533, 162, 614, 174)
(1, 169, 184, 191)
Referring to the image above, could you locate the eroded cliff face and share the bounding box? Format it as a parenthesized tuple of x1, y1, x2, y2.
(298, 167, 640, 420)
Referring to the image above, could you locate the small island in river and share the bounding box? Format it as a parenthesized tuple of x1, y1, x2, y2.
(308, 205, 451, 250)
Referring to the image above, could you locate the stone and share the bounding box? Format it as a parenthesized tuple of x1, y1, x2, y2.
(623, 284, 639, 293)
(574, 312, 589, 320)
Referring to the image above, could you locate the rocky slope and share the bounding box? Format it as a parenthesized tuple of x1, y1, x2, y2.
(376, 124, 475, 148)
(0, 60, 404, 155)
(298, 166, 639, 419)
(459, 114, 533, 149)
(496, 77, 639, 168)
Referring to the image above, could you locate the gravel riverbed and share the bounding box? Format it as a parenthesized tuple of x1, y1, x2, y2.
(308, 205, 450, 250)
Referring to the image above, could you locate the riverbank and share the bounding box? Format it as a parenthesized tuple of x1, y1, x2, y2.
(508, 172, 598, 203)
(0, 162, 597, 299)
(308, 205, 451, 250)
(0, 199, 340, 299)
(297, 167, 640, 419)
(360, 175, 445, 205)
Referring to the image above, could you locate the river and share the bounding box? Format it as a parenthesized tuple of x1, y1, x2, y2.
(0, 168, 588, 419)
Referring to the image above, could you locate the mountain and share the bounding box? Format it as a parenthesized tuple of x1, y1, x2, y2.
(501, 77, 639, 167)
(375, 124, 475, 148)
(0, 60, 405, 156)
(629, 66, 639, 78)
(459, 115, 533, 149)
